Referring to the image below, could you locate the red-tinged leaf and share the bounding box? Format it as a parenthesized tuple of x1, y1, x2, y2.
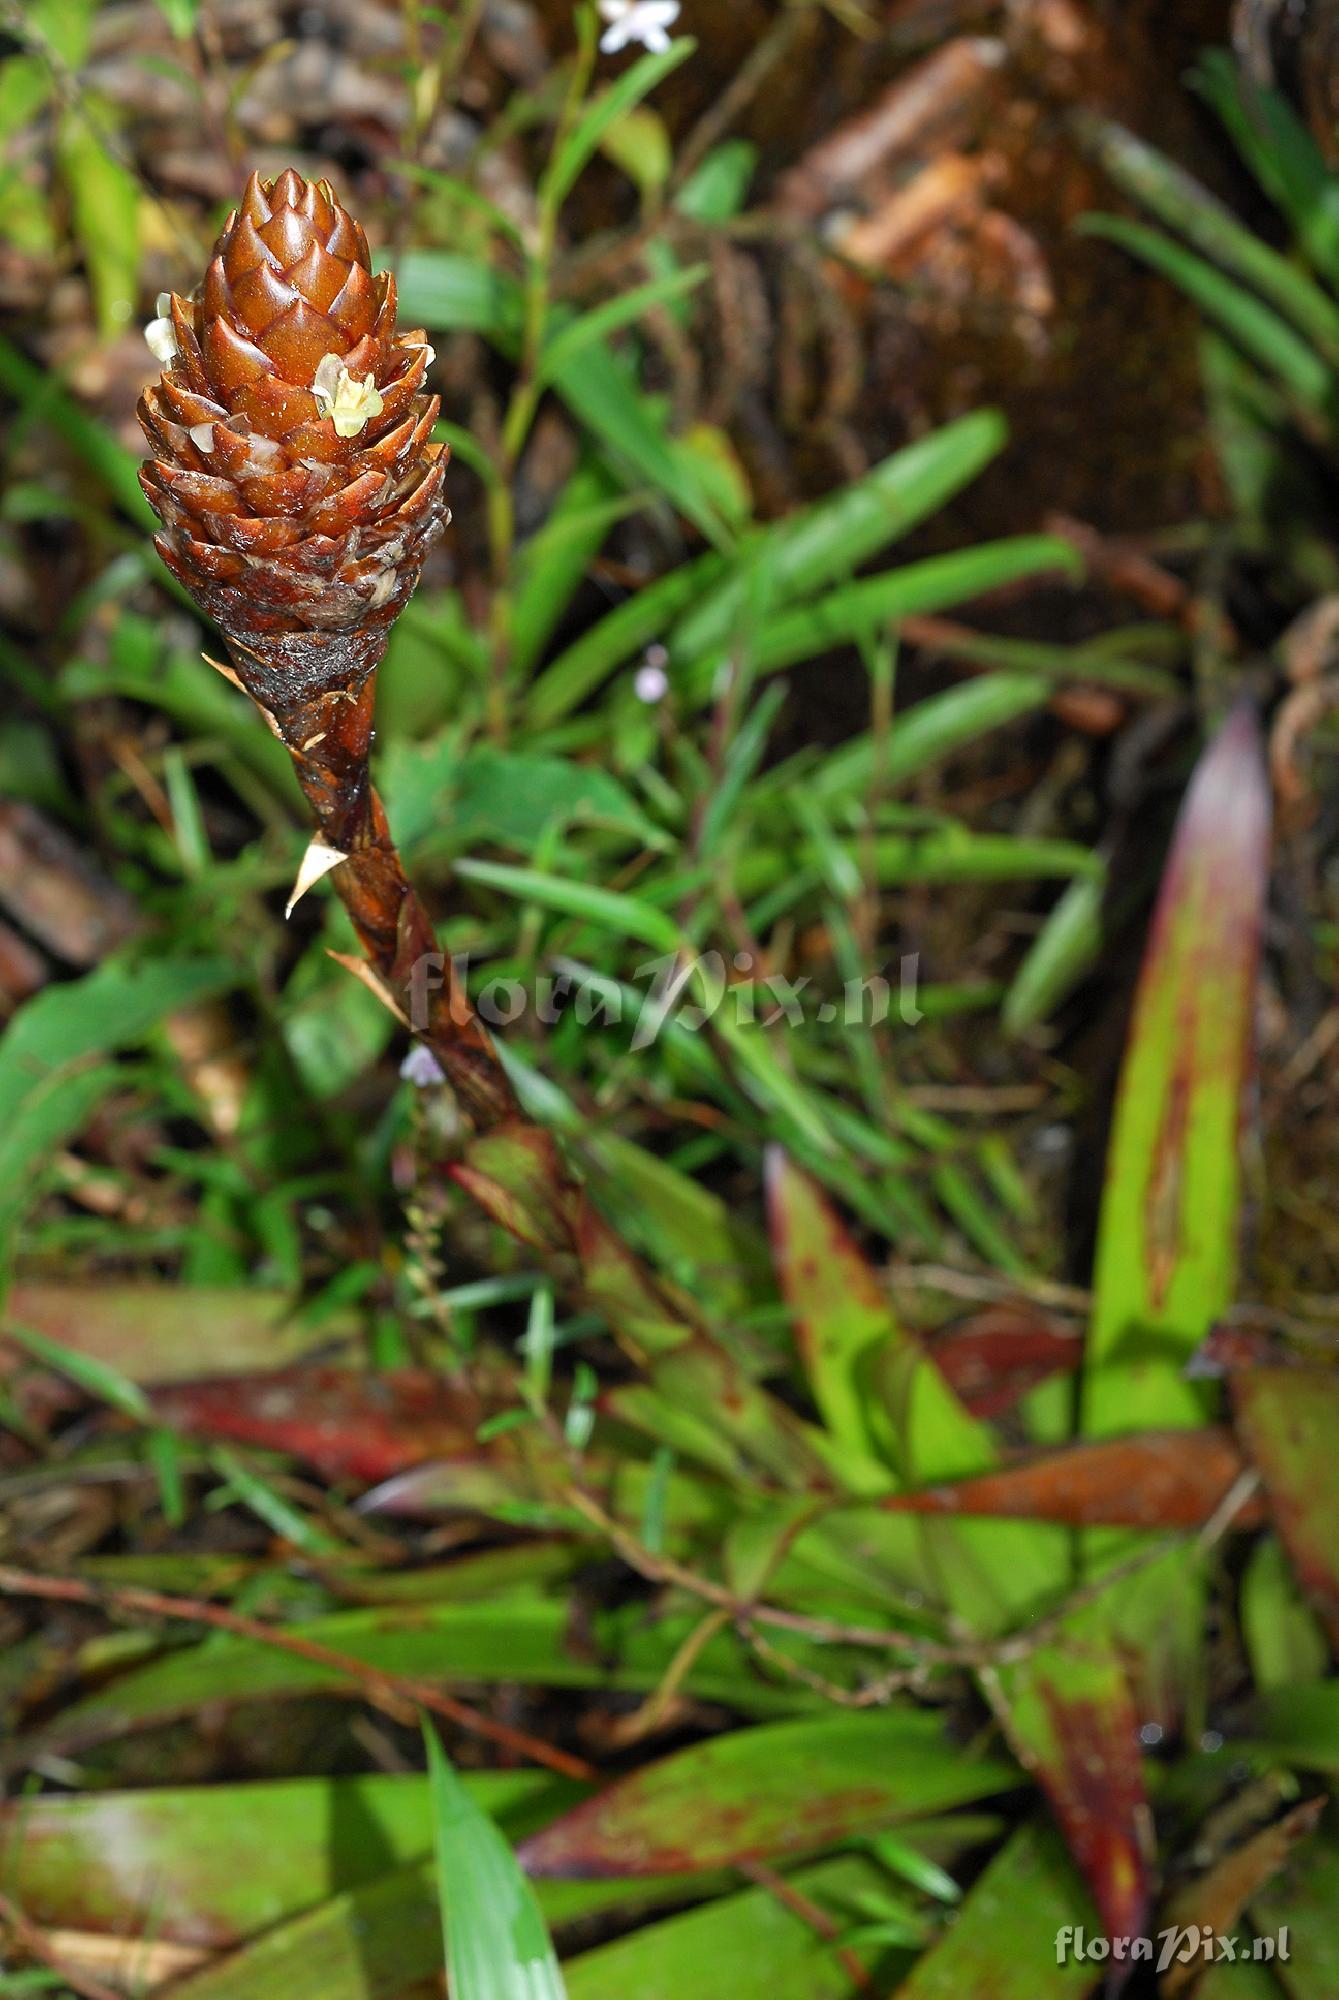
(516, 1711, 1018, 1878)
(892, 1820, 1095, 2000)
(767, 1151, 993, 1489)
(880, 1429, 1261, 1531)
(2, 1284, 353, 1391)
(991, 1640, 1152, 1959)
(991, 716, 1267, 1977)
(573, 1198, 696, 1355)
(1084, 701, 1272, 1437)
(1232, 1366, 1339, 1647)
(608, 1340, 834, 1494)
(931, 1304, 1080, 1420)
(147, 1368, 486, 1486)
(765, 1148, 893, 1485)
(768, 1154, 1070, 1631)
(990, 1540, 1204, 1970)
(448, 1121, 576, 1253)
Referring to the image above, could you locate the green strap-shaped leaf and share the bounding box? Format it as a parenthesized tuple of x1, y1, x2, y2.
(425, 1724, 567, 2000)
(1083, 701, 1272, 1436)
(517, 1710, 1016, 1878)
(891, 1820, 1094, 2000)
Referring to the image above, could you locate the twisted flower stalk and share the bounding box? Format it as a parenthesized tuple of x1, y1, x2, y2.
(139, 168, 714, 1369)
(138, 168, 516, 1126)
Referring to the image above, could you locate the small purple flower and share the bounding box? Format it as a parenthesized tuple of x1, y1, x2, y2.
(400, 1044, 447, 1088)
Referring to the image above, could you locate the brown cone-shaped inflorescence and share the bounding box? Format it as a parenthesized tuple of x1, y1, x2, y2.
(137, 171, 516, 1128)
(138, 168, 448, 710)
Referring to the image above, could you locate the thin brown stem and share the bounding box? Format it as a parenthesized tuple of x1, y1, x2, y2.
(737, 1860, 875, 1994)
(233, 659, 521, 1129)
(0, 1892, 126, 2000)
(0, 1563, 594, 1783)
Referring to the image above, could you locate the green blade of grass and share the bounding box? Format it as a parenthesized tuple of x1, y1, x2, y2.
(1195, 48, 1339, 287)
(424, 1722, 567, 2000)
(453, 858, 682, 954)
(667, 410, 1011, 667)
(891, 1821, 1093, 2000)
(734, 827, 1100, 899)
(535, 263, 709, 391)
(542, 39, 695, 212)
(1001, 868, 1106, 1036)
(526, 552, 726, 726)
(0, 953, 236, 1256)
(1081, 112, 1339, 359)
(683, 536, 1083, 705)
(801, 672, 1053, 807)
(1079, 215, 1336, 419)
(0, 333, 154, 529)
(1, 1321, 151, 1422)
(390, 253, 730, 544)
(511, 456, 626, 679)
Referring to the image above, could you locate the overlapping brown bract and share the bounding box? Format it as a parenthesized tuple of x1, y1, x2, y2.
(139, 169, 447, 700)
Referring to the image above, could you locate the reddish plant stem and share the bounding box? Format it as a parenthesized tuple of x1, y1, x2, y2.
(231, 651, 520, 1129)
(0, 1892, 125, 2000)
(0, 1562, 595, 1783)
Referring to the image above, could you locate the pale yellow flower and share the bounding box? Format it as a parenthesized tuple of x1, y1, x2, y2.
(312, 353, 385, 439)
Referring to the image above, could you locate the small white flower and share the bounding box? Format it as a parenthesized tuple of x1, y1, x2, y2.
(145, 292, 179, 367)
(312, 352, 385, 439)
(597, 0, 681, 56)
(635, 644, 670, 704)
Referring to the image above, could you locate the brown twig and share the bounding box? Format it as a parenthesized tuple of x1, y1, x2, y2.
(0, 1563, 594, 1783)
(0, 1891, 124, 2000)
(562, 1476, 1242, 1694)
(738, 1859, 875, 1994)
